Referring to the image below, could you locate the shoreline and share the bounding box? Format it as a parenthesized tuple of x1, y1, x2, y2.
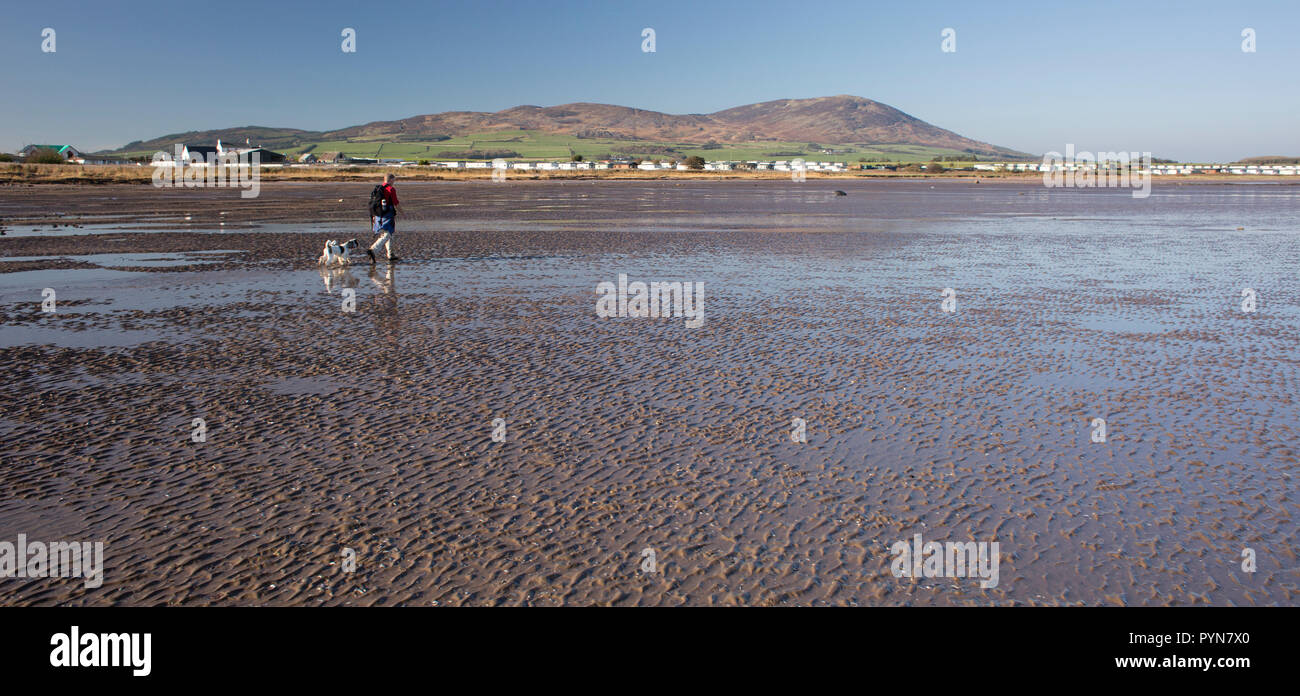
(3, 163, 1298, 186)
(0, 177, 1289, 231)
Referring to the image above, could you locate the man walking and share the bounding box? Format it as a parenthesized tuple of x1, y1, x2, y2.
(367, 173, 400, 263)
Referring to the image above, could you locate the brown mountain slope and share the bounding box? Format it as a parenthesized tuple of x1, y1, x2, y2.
(108, 96, 1024, 157)
(325, 95, 1015, 154)
(326, 102, 717, 142)
(710, 95, 985, 149)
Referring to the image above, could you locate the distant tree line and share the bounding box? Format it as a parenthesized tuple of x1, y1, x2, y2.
(24, 148, 67, 164)
(393, 134, 450, 143)
(436, 150, 520, 159)
(622, 146, 680, 157)
(1235, 156, 1299, 165)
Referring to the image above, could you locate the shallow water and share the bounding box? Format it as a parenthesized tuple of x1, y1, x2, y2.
(0, 180, 1296, 606)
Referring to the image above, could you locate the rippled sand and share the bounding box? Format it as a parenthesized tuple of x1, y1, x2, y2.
(0, 180, 1296, 605)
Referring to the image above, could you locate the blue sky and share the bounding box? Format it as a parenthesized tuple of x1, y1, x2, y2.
(1, 0, 1296, 161)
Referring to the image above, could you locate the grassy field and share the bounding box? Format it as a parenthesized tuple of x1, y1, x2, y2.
(0, 162, 993, 184)
(8, 162, 1297, 187)
(219, 130, 987, 164)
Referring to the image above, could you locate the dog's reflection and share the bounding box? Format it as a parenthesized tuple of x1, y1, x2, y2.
(319, 266, 359, 294)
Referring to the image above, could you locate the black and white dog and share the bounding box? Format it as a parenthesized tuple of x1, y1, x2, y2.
(318, 238, 361, 266)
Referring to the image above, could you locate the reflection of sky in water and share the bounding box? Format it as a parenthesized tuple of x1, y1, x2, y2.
(3, 182, 1299, 352)
(0, 250, 240, 266)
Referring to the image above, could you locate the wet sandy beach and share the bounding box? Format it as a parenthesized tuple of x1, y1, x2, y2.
(0, 180, 1296, 605)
